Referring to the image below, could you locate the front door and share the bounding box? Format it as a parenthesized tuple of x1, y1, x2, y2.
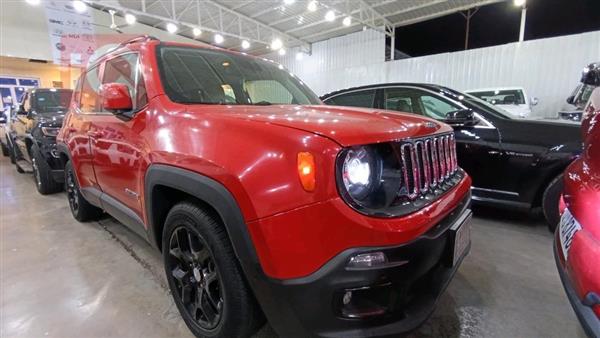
(89, 53, 148, 219)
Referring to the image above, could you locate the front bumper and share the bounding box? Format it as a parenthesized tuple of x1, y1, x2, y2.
(554, 237, 600, 337)
(254, 194, 472, 338)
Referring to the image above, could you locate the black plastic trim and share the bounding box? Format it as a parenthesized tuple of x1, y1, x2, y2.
(554, 240, 600, 338)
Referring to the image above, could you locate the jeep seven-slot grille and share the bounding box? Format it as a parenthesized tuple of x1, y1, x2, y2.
(394, 133, 459, 202)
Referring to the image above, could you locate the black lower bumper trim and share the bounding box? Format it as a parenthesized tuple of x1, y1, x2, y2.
(554, 240, 600, 338)
(250, 192, 472, 338)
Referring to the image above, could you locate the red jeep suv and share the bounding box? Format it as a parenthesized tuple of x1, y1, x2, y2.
(57, 36, 473, 338)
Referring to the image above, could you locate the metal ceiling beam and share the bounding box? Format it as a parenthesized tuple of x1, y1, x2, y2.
(391, 0, 505, 26)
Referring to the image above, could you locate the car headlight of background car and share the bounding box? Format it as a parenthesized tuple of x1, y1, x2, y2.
(41, 126, 60, 137)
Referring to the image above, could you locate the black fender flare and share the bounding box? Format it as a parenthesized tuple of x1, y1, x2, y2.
(144, 164, 261, 271)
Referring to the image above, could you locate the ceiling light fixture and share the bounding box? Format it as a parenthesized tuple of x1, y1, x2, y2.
(241, 40, 250, 49)
(513, 0, 526, 6)
(193, 27, 202, 37)
(271, 38, 283, 50)
(307, 0, 318, 12)
(214, 34, 224, 44)
(283, 0, 295, 5)
(342, 16, 351, 26)
(166, 22, 178, 33)
(324, 10, 336, 22)
(72, 0, 87, 13)
(25, 0, 41, 5)
(278, 48, 286, 56)
(125, 13, 136, 25)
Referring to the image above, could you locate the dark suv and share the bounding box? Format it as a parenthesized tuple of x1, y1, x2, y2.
(6, 88, 72, 194)
(322, 83, 582, 231)
(57, 36, 473, 338)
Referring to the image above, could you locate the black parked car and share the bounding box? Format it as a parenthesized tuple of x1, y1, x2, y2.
(6, 88, 72, 194)
(321, 83, 582, 231)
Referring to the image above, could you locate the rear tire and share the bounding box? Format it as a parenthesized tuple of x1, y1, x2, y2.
(65, 160, 103, 222)
(32, 146, 62, 195)
(1, 141, 8, 157)
(7, 139, 16, 164)
(543, 174, 563, 233)
(163, 201, 264, 338)
(13, 145, 24, 173)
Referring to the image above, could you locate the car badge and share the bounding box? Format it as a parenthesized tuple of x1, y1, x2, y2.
(424, 122, 437, 128)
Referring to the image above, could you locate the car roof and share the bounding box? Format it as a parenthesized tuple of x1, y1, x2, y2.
(320, 83, 445, 100)
(465, 87, 525, 92)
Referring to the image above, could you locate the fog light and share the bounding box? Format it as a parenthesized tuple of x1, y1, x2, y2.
(337, 284, 392, 319)
(347, 252, 387, 269)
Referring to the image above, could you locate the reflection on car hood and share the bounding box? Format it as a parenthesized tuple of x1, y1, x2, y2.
(190, 105, 452, 146)
(37, 113, 65, 128)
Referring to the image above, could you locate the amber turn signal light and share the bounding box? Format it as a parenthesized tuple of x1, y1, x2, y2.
(297, 152, 316, 192)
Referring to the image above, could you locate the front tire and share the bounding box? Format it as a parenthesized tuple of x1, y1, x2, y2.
(162, 202, 264, 338)
(32, 147, 62, 195)
(7, 139, 16, 164)
(65, 160, 103, 221)
(1, 141, 8, 157)
(543, 174, 563, 232)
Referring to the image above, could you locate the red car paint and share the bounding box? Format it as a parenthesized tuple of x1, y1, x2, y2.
(57, 38, 471, 281)
(558, 87, 600, 320)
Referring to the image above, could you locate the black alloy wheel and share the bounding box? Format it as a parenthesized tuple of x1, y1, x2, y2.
(167, 225, 224, 330)
(66, 165, 80, 215)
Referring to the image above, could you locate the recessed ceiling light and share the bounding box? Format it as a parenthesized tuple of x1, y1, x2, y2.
(271, 38, 283, 50)
(125, 13, 136, 25)
(307, 0, 318, 12)
(25, 0, 41, 5)
(324, 10, 336, 22)
(193, 27, 202, 37)
(166, 23, 178, 33)
(241, 40, 250, 49)
(513, 0, 526, 6)
(214, 34, 224, 44)
(72, 0, 87, 13)
(342, 16, 351, 26)
(278, 48, 286, 56)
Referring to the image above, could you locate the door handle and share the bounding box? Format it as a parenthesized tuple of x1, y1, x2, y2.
(87, 131, 103, 138)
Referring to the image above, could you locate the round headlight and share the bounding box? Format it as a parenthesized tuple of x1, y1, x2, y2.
(342, 147, 376, 201)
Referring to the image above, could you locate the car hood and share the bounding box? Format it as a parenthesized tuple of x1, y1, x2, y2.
(193, 105, 452, 146)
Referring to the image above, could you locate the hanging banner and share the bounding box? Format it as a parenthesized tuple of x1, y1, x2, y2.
(44, 0, 97, 67)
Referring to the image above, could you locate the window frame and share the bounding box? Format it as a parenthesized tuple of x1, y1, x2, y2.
(324, 88, 378, 108)
(101, 51, 149, 115)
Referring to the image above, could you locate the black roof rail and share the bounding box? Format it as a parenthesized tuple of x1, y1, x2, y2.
(118, 35, 159, 47)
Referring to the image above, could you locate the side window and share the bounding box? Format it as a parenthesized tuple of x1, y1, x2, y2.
(80, 66, 102, 113)
(419, 95, 461, 119)
(103, 53, 147, 110)
(384, 88, 417, 113)
(326, 90, 376, 108)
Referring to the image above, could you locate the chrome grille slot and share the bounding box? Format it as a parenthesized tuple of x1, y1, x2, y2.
(394, 133, 460, 202)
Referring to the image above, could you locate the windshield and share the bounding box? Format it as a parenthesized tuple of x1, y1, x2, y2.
(31, 90, 72, 114)
(157, 46, 321, 105)
(574, 84, 595, 108)
(438, 87, 512, 119)
(468, 89, 525, 105)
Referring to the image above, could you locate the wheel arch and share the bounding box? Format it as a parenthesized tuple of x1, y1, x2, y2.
(144, 164, 261, 272)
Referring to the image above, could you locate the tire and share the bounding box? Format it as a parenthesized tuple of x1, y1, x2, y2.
(162, 201, 264, 338)
(543, 174, 564, 232)
(64, 160, 103, 222)
(1, 141, 8, 157)
(7, 139, 16, 164)
(12, 145, 24, 173)
(32, 147, 62, 195)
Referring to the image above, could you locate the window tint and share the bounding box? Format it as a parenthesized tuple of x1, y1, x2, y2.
(103, 53, 147, 110)
(468, 89, 526, 105)
(157, 46, 320, 105)
(384, 88, 417, 113)
(420, 95, 460, 119)
(326, 90, 376, 108)
(80, 66, 101, 113)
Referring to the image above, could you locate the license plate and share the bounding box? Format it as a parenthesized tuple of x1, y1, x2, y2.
(559, 208, 582, 260)
(450, 211, 472, 266)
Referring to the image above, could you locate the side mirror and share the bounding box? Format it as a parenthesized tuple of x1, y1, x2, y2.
(443, 109, 476, 127)
(530, 97, 538, 106)
(100, 83, 132, 114)
(566, 95, 575, 105)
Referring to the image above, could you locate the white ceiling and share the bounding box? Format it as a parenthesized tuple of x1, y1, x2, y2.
(88, 0, 508, 55)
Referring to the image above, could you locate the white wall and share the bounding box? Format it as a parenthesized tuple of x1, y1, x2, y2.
(0, 0, 204, 62)
(270, 30, 600, 118)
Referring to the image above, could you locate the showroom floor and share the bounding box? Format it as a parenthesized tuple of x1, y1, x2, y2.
(0, 155, 586, 338)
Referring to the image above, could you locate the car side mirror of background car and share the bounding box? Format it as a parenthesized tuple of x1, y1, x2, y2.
(530, 97, 539, 106)
(566, 95, 575, 105)
(100, 83, 133, 117)
(443, 109, 476, 127)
